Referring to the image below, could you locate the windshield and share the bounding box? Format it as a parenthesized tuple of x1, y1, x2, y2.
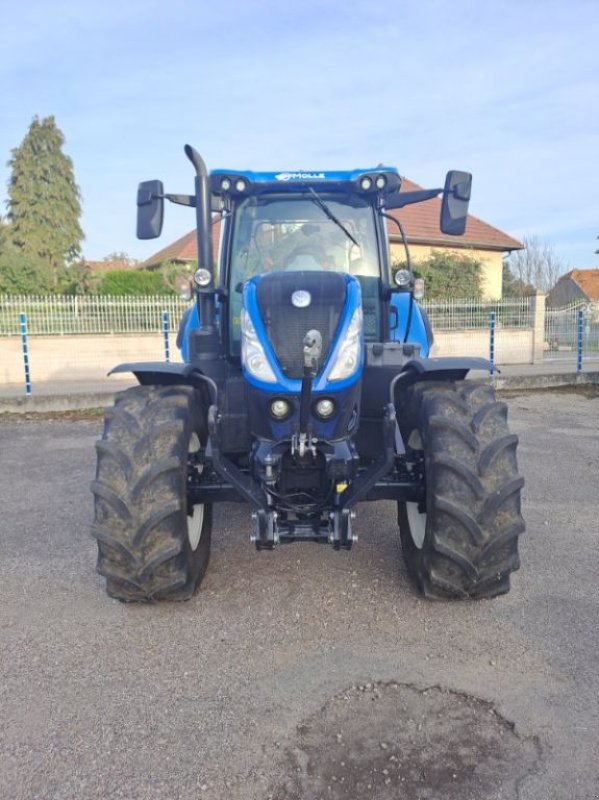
(228, 194, 380, 355)
(229, 195, 379, 287)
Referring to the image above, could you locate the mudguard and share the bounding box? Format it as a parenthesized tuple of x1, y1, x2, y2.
(390, 356, 492, 404)
(109, 362, 217, 403)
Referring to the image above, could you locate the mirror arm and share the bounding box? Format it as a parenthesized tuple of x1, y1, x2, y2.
(165, 193, 196, 208)
(384, 188, 442, 210)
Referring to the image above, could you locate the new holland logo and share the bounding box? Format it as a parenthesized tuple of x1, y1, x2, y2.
(291, 290, 312, 308)
(275, 172, 326, 181)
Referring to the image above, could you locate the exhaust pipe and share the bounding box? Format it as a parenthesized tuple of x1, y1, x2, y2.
(184, 144, 215, 331)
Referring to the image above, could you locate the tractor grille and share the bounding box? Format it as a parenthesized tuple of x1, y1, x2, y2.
(256, 271, 347, 379)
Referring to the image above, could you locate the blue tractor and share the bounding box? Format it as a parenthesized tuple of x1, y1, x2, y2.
(92, 145, 524, 602)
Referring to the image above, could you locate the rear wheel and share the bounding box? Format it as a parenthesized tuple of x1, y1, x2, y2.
(91, 385, 212, 602)
(397, 380, 524, 599)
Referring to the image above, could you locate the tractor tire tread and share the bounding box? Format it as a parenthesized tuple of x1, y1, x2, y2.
(398, 379, 524, 600)
(91, 384, 211, 602)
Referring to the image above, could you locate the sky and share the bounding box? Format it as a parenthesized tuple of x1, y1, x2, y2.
(1, 0, 598, 270)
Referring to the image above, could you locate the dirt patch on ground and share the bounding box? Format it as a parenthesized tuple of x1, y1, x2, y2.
(271, 682, 541, 800)
(0, 408, 104, 423)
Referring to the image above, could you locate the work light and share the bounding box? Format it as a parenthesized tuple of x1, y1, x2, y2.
(194, 268, 211, 287)
(394, 269, 411, 287)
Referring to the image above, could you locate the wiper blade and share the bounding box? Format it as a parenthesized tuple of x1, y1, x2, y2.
(307, 187, 359, 247)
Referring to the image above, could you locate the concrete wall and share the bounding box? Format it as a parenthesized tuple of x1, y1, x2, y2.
(433, 329, 533, 364)
(0, 324, 539, 387)
(0, 333, 175, 385)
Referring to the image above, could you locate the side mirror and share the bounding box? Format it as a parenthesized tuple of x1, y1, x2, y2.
(440, 171, 472, 236)
(136, 180, 164, 239)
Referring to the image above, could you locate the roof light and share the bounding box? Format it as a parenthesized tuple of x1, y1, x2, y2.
(235, 179, 247, 193)
(360, 176, 372, 191)
(220, 178, 231, 191)
(375, 175, 387, 189)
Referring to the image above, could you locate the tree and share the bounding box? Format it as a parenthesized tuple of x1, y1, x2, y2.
(507, 235, 562, 295)
(7, 116, 84, 286)
(60, 260, 101, 295)
(501, 259, 535, 297)
(99, 269, 174, 295)
(102, 251, 139, 265)
(0, 245, 54, 294)
(393, 250, 483, 299)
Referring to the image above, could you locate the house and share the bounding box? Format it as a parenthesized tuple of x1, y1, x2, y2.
(546, 269, 599, 307)
(85, 257, 139, 273)
(143, 229, 219, 270)
(144, 177, 522, 299)
(386, 178, 522, 299)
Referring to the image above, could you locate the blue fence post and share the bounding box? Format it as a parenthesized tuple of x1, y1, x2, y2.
(19, 312, 32, 396)
(576, 309, 584, 374)
(162, 310, 170, 363)
(489, 311, 496, 382)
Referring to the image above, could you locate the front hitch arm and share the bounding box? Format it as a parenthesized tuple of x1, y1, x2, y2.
(337, 403, 397, 510)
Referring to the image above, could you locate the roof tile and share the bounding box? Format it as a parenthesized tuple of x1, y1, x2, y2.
(386, 178, 523, 251)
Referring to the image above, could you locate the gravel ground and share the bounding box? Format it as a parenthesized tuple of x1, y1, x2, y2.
(0, 389, 598, 800)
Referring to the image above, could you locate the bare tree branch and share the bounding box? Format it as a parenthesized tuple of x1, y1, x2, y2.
(507, 235, 564, 294)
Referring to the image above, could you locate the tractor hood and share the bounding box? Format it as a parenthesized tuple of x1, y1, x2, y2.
(240, 271, 364, 393)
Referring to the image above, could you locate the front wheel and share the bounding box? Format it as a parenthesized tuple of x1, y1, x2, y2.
(91, 385, 212, 602)
(397, 381, 524, 600)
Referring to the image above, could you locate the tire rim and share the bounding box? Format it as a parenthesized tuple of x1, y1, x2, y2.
(406, 428, 426, 549)
(406, 502, 427, 549)
(187, 433, 204, 552)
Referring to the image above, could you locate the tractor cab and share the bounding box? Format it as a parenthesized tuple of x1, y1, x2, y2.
(224, 188, 383, 359)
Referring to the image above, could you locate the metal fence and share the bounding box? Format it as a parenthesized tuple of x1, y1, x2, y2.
(422, 297, 533, 331)
(544, 301, 599, 361)
(0, 294, 536, 336)
(0, 295, 190, 336)
(2, 294, 598, 395)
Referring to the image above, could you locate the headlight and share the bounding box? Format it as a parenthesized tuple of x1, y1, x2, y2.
(314, 398, 335, 418)
(241, 309, 277, 383)
(327, 307, 363, 382)
(270, 399, 291, 419)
